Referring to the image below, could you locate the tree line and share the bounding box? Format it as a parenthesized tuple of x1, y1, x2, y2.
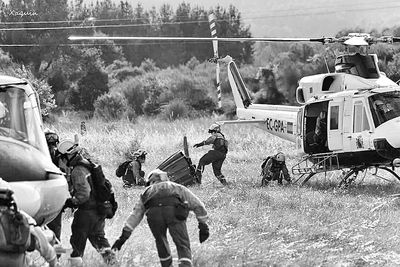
(2, 0, 400, 120)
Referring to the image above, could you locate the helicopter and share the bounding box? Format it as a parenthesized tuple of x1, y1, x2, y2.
(0, 75, 69, 225)
(69, 17, 400, 187)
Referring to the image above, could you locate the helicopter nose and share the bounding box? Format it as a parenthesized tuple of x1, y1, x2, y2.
(374, 118, 400, 149)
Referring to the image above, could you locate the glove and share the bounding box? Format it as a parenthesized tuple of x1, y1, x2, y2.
(198, 222, 209, 243)
(193, 143, 203, 148)
(111, 229, 132, 251)
(62, 198, 76, 211)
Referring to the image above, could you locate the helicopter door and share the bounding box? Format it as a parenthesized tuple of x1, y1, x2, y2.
(349, 100, 373, 150)
(328, 99, 344, 151)
(296, 107, 304, 152)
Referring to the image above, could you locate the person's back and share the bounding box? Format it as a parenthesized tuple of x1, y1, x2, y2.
(0, 186, 58, 267)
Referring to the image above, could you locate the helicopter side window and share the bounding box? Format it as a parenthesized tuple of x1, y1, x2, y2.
(353, 102, 370, 133)
(330, 106, 339, 130)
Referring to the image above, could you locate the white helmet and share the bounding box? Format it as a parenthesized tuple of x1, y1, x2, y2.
(57, 139, 80, 155)
(132, 149, 147, 160)
(209, 123, 221, 132)
(145, 169, 169, 186)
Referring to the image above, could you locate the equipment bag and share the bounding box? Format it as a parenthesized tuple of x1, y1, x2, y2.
(115, 160, 132, 178)
(78, 159, 118, 219)
(261, 156, 273, 177)
(0, 190, 30, 253)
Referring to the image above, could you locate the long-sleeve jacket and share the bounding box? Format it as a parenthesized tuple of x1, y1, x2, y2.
(200, 132, 228, 154)
(29, 225, 57, 265)
(123, 181, 208, 232)
(69, 155, 96, 208)
(129, 160, 145, 184)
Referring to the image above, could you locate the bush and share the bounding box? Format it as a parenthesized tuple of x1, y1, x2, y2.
(160, 99, 190, 121)
(94, 92, 136, 121)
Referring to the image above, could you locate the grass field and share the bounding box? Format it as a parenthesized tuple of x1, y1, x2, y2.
(47, 115, 400, 267)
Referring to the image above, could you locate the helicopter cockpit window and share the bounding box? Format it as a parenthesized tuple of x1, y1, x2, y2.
(368, 91, 400, 127)
(0, 85, 47, 153)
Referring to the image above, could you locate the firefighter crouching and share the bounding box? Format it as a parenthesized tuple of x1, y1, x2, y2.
(261, 152, 291, 186)
(112, 169, 209, 267)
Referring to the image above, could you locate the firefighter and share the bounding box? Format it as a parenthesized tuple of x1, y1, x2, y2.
(313, 111, 327, 150)
(0, 179, 59, 267)
(111, 169, 209, 267)
(193, 123, 228, 185)
(261, 152, 291, 186)
(57, 139, 116, 267)
(120, 149, 147, 188)
(44, 129, 64, 242)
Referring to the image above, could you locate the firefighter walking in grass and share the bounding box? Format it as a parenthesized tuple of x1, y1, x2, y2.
(112, 169, 209, 267)
(193, 123, 228, 185)
(57, 139, 116, 267)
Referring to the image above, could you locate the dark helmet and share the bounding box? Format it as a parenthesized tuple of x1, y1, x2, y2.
(44, 129, 59, 145)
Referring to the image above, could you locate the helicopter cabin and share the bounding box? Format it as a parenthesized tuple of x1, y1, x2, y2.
(301, 87, 400, 165)
(295, 53, 391, 104)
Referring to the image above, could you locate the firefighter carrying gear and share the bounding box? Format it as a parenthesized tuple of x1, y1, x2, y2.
(112, 170, 208, 267)
(194, 124, 228, 185)
(261, 152, 291, 186)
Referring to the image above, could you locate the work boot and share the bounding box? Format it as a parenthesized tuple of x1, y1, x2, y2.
(216, 175, 227, 185)
(100, 247, 117, 265)
(195, 169, 202, 184)
(68, 257, 83, 267)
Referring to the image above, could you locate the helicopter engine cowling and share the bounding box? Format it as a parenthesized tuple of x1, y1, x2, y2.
(0, 136, 69, 225)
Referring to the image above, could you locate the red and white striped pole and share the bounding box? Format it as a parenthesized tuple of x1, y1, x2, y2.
(208, 14, 222, 109)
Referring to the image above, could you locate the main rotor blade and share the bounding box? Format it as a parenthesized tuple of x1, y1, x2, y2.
(69, 36, 327, 43)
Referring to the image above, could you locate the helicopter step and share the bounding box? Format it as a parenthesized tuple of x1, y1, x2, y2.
(292, 152, 340, 185)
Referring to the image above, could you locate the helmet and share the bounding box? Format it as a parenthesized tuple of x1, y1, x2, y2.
(44, 129, 59, 144)
(57, 139, 80, 155)
(275, 152, 285, 162)
(145, 169, 169, 186)
(208, 123, 221, 133)
(132, 149, 147, 159)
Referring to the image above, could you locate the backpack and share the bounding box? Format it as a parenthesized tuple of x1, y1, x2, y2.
(115, 160, 132, 178)
(261, 156, 272, 177)
(0, 190, 30, 253)
(77, 159, 118, 219)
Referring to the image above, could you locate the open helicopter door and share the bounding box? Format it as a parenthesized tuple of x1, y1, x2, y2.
(328, 98, 344, 151)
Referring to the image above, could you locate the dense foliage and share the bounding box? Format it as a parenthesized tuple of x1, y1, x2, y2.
(2, 1, 400, 117)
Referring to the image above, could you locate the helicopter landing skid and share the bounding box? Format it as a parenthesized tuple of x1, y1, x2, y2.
(337, 166, 400, 188)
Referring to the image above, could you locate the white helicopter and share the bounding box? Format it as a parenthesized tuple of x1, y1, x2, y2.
(0, 75, 69, 225)
(69, 17, 400, 187)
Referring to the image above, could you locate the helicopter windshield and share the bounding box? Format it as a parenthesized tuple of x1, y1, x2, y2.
(368, 91, 400, 127)
(0, 85, 48, 153)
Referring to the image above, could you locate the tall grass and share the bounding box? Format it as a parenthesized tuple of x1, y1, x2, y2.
(49, 115, 400, 267)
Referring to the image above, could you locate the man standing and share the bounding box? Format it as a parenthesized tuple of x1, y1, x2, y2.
(44, 129, 63, 242)
(112, 169, 209, 267)
(193, 123, 228, 185)
(57, 139, 115, 267)
(261, 152, 291, 186)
